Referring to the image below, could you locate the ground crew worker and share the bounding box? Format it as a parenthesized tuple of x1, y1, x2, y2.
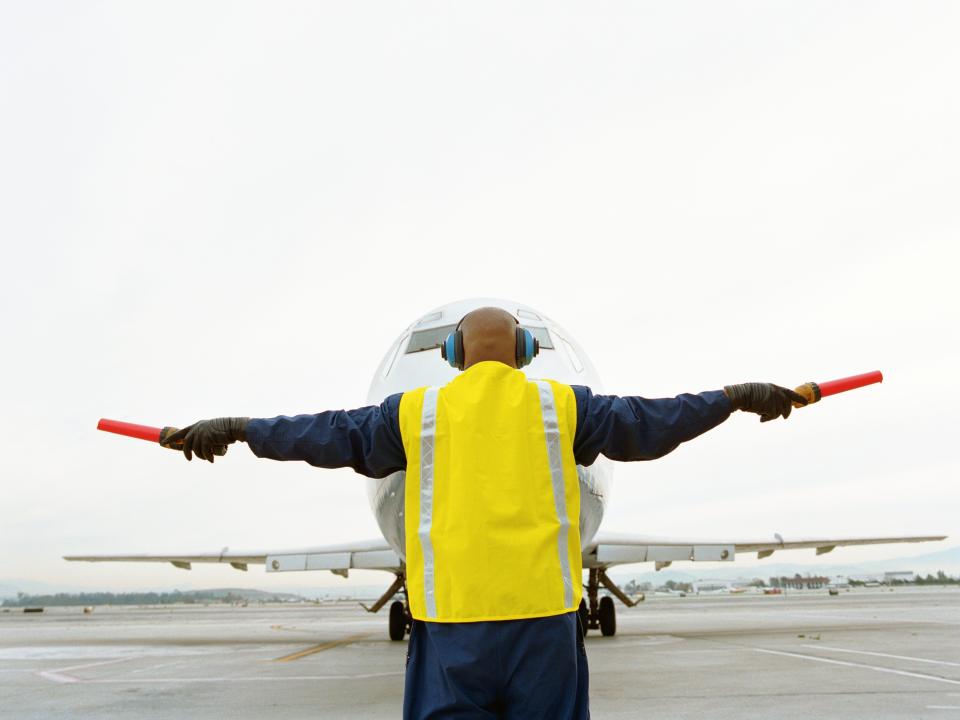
(167, 306, 807, 719)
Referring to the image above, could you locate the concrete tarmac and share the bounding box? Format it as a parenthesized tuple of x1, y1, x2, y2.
(1, 586, 958, 719)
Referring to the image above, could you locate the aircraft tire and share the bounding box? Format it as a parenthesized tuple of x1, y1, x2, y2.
(389, 600, 406, 641)
(578, 599, 589, 637)
(599, 596, 616, 637)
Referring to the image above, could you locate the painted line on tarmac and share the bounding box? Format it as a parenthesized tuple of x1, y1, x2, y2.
(661, 649, 741, 655)
(754, 648, 960, 686)
(84, 671, 404, 684)
(38, 670, 81, 684)
(270, 624, 308, 633)
(273, 633, 372, 662)
(127, 659, 197, 675)
(926, 706, 960, 710)
(804, 645, 960, 668)
(782, 610, 960, 628)
(38, 657, 130, 684)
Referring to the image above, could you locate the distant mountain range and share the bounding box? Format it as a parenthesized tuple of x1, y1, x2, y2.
(0, 579, 389, 602)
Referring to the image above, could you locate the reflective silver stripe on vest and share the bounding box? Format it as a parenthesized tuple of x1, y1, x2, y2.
(418, 387, 440, 619)
(535, 380, 575, 609)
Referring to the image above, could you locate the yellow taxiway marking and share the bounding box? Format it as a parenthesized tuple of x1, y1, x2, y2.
(273, 633, 372, 663)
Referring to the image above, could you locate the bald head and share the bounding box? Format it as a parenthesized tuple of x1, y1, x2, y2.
(459, 307, 518, 370)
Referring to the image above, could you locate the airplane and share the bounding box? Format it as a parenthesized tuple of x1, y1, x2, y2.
(66, 297, 947, 640)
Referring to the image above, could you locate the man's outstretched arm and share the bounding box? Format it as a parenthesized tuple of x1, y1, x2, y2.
(571, 383, 806, 466)
(163, 394, 407, 478)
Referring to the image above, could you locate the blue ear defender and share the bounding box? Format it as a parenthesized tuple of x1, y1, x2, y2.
(515, 326, 540, 368)
(441, 326, 465, 370)
(441, 315, 540, 370)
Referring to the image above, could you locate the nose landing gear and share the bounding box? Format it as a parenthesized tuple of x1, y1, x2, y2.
(579, 568, 643, 637)
(367, 568, 643, 641)
(388, 600, 410, 641)
(361, 573, 411, 641)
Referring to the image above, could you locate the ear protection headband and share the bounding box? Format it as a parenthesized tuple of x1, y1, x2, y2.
(441, 316, 540, 371)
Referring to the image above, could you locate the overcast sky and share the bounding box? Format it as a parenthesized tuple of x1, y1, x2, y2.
(1, 1, 957, 593)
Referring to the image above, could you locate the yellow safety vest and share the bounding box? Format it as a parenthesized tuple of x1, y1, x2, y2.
(398, 361, 582, 622)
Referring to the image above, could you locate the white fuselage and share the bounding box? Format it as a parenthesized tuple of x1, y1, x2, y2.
(364, 298, 612, 559)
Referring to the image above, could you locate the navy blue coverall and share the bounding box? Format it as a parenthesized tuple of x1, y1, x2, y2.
(246, 385, 732, 719)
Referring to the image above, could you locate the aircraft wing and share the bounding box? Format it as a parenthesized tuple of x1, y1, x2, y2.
(66, 531, 948, 574)
(583, 532, 948, 570)
(64, 537, 402, 576)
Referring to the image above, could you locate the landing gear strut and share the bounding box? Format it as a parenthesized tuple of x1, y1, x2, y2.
(360, 573, 412, 641)
(579, 568, 642, 637)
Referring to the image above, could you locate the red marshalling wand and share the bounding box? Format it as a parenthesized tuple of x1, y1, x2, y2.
(792, 370, 883, 408)
(96, 419, 227, 455)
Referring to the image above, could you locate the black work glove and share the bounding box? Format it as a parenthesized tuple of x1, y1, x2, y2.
(723, 383, 807, 422)
(163, 417, 249, 462)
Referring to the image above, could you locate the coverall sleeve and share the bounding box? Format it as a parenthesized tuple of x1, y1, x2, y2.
(244, 393, 406, 478)
(570, 386, 732, 466)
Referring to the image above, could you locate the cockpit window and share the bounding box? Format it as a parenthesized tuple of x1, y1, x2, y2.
(526, 326, 553, 349)
(405, 324, 554, 353)
(406, 325, 457, 353)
